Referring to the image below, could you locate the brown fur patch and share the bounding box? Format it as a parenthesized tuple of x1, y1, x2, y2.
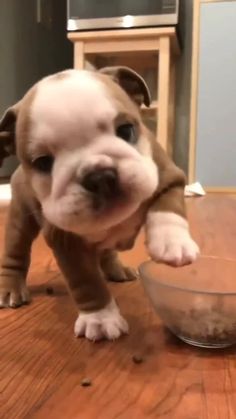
(95, 73, 142, 122)
(16, 86, 37, 165)
(99, 66, 151, 106)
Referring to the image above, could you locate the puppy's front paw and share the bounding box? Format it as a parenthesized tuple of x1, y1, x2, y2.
(146, 212, 199, 267)
(148, 233, 199, 266)
(74, 299, 129, 341)
(0, 275, 30, 308)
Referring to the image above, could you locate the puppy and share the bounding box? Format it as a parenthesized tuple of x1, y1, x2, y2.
(0, 67, 199, 341)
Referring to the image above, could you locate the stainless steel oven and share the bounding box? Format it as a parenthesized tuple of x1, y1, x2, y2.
(67, 0, 180, 32)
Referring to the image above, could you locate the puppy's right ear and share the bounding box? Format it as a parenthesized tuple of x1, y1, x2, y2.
(99, 66, 151, 107)
(0, 102, 20, 167)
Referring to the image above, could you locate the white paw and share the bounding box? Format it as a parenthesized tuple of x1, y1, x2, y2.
(74, 299, 129, 341)
(146, 212, 200, 267)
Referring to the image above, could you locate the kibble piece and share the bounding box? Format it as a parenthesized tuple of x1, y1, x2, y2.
(81, 378, 92, 387)
(46, 286, 54, 295)
(132, 355, 144, 364)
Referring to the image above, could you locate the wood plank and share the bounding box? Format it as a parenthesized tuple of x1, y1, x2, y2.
(68, 27, 180, 55)
(157, 36, 171, 151)
(1, 195, 236, 418)
(205, 187, 236, 194)
(74, 42, 84, 69)
(84, 39, 160, 54)
(167, 56, 176, 156)
(141, 100, 158, 121)
(68, 27, 177, 41)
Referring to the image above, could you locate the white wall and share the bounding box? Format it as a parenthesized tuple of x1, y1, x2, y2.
(195, 1, 236, 187)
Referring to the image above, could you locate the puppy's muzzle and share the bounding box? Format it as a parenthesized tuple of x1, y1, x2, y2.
(81, 168, 120, 205)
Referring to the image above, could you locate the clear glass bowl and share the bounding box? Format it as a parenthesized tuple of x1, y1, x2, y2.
(139, 257, 236, 348)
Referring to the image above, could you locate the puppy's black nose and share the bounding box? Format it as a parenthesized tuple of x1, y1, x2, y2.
(81, 168, 119, 198)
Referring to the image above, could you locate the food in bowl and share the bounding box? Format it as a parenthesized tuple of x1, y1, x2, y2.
(139, 257, 236, 348)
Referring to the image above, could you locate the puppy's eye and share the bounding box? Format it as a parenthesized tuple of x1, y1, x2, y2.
(116, 124, 137, 144)
(32, 155, 54, 173)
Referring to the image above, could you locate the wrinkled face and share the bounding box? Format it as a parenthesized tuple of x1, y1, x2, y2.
(18, 70, 158, 236)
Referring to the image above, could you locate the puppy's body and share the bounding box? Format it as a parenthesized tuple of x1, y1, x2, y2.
(0, 67, 199, 341)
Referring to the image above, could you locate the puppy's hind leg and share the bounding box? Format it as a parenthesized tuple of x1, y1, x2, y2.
(0, 179, 39, 308)
(101, 250, 137, 283)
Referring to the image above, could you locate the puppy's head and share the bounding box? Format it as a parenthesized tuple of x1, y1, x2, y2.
(0, 67, 158, 236)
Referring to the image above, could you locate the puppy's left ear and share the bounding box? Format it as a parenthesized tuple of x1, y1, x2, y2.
(0, 102, 20, 166)
(99, 66, 151, 107)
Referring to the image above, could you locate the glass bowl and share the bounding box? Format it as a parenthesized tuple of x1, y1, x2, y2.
(139, 257, 236, 348)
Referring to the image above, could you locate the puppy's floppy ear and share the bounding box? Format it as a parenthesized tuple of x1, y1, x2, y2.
(0, 102, 20, 166)
(99, 66, 151, 107)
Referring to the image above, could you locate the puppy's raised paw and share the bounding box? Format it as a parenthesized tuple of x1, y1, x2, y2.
(148, 233, 199, 267)
(146, 212, 200, 267)
(74, 299, 129, 341)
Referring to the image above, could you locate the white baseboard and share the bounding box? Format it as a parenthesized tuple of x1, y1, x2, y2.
(0, 184, 11, 202)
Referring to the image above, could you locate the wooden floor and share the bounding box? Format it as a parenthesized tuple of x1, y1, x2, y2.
(1, 195, 236, 419)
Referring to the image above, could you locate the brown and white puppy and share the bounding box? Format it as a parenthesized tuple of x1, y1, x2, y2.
(0, 67, 199, 341)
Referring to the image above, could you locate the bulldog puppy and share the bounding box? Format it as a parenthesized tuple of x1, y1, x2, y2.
(0, 67, 199, 341)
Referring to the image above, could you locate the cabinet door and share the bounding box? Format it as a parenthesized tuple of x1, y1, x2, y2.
(194, 1, 236, 189)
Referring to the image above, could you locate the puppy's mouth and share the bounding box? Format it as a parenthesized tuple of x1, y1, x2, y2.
(81, 167, 128, 213)
(93, 190, 123, 210)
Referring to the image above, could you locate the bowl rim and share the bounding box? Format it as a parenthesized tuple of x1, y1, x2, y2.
(138, 257, 236, 296)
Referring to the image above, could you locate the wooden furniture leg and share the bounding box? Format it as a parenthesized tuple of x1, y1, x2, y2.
(74, 42, 84, 69)
(168, 56, 176, 156)
(157, 36, 171, 151)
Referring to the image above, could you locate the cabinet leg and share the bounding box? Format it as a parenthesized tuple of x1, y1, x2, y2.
(74, 42, 84, 69)
(157, 36, 171, 152)
(168, 57, 176, 157)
